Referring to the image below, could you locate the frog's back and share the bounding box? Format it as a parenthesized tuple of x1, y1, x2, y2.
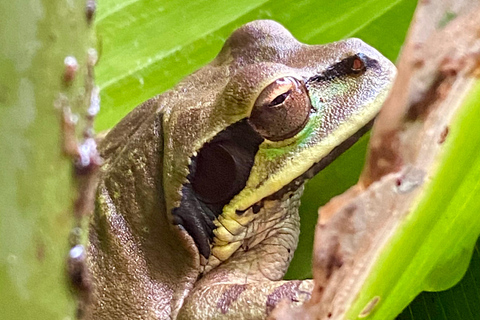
(85, 34, 240, 316)
(86, 97, 202, 319)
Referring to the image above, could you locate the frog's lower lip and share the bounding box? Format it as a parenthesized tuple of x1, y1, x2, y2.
(265, 118, 375, 201)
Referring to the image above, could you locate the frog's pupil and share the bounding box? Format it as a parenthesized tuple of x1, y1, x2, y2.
(269, 90, 290, 106)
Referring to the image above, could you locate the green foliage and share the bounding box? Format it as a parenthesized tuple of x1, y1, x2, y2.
(398, 240, 480, 319)
(0, 1, 93, 319)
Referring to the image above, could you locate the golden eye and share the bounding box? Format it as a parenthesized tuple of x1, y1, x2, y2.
(249, 77, 311, 141)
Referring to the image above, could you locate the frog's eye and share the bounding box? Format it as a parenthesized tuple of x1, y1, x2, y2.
(348, 54, 366, 74)
(249, 76, 311, 141)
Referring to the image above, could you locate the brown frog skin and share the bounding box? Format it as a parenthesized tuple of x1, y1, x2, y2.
(85, 20, 396, 320)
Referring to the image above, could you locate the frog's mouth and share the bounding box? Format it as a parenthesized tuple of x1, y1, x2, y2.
(201, 118, 375, 271)
(265, 118, 374, 202)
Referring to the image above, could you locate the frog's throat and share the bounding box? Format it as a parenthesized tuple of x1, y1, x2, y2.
(206, 118, 374, 272)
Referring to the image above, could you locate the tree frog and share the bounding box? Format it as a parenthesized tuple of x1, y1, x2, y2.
(86, 20, 395, 320)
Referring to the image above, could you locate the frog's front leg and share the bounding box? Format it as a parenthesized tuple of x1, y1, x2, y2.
(178, 278, 313, 319)
(178, 192, 312, 319)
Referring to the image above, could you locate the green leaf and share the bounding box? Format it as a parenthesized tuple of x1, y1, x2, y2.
(0, 0, 93, 319)
(398, 238, 480, 320)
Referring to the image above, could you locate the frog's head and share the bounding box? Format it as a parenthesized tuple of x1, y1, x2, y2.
(162, 20, 396, 270)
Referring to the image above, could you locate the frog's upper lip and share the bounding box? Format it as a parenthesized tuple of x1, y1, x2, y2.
(265, 118, 375, 201)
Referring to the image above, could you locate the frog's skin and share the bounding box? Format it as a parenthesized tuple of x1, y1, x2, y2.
(86, 20, 395, 320)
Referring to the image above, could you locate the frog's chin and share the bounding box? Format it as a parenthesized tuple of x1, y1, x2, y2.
(265, 118, 374, 202)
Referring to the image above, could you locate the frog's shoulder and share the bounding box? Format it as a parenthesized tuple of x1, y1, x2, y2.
(98, 96, 163, 161)
(88, 96, 201, 319)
